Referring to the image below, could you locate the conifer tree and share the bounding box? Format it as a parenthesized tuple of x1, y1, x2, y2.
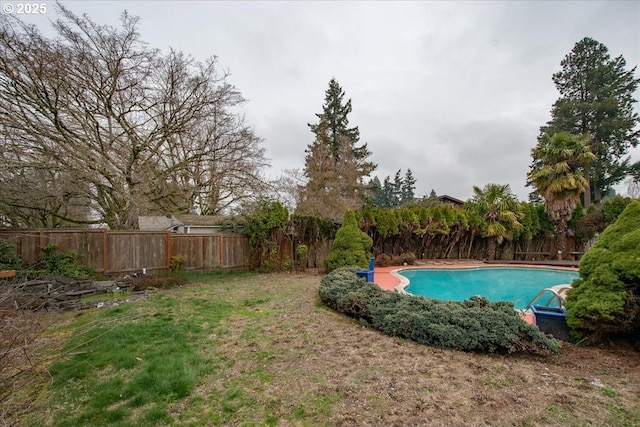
(382, 176, 395, 208)
(366, 168, 418, 208)
(539, 37, 639, 206)
(366, 176, 384, 207)
(392, 170, 403, 206)
(299, 79, 376, 221)
(324, 210, 372, 272)
(401, 169, 416, 203)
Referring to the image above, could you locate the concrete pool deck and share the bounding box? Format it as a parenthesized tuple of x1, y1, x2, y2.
(373, 260, 579, 325)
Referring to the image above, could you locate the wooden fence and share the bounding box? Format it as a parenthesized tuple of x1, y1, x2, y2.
(0, 227, 578, 276)
(0, 229, 250, 275)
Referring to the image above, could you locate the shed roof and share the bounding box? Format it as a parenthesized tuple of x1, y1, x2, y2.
(437, 195, 465, 206)
(138, 215, 183, 231)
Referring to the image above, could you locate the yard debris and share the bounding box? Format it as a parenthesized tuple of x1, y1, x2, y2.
(0, 276, 149, 311)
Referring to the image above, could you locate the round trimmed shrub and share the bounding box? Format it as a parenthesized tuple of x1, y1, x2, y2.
(325, 211, 372, 272)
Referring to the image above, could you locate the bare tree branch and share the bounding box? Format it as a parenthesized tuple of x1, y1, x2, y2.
(0, 7, 269, 228)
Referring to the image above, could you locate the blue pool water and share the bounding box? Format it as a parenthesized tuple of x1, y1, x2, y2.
(401, 267, 579, 309)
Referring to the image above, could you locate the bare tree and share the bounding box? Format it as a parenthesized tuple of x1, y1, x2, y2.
(0, 6, 268, 229)
(271, 168, 306, 213)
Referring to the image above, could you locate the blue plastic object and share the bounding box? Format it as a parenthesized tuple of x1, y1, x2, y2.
(531, 305, 569, 341)
(356, 257, 375, 283)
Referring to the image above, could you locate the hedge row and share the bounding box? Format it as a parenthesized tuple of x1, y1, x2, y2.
(319, 267, 560, 354)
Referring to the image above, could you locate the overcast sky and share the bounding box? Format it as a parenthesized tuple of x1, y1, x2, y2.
(9, 0, 640, 201)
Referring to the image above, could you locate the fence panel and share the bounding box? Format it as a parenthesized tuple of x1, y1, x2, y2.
(0, 230, 106, 268)
(223, 235, 250, 270)
(172, 234, 204, 270)
(0, 229, 250, 274)
(41, 230, 105, 270)
(305, 238, 331, 269)
(0, 230, 41, 263)
(107, 232, 168, 274)
(171, 234, 227, 270)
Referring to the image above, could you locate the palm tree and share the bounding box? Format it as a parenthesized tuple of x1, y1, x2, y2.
(466, 183, 523, 260)
(527, 132, 596, 257)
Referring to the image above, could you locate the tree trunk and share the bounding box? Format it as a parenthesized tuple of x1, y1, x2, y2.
(556, 218, 568, 259)
(466, 232, 476, 259)
(487, 238, 497, 261)
(593, 186, 602, 205)
(583, 189, 591, 209)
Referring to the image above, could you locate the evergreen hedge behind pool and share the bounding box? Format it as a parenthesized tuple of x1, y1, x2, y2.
(319, 267, 560, 354)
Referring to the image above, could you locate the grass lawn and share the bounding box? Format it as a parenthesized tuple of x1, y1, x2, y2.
(5, 271, 640, 426)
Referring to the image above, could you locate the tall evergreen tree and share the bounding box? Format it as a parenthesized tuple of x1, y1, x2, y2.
(539, 37, 639, 206)
(381, 176, 395, 208)
(308, 79, 360, 160)
(366, 176, 384, 207)
(299, 79, 376, 221)
(392, 170, 403, 206)
(401, 169, 416, 203)
(366, 169, 417, 208)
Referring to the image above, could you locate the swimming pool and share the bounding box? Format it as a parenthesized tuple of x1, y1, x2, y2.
(400, 267, 579, 309)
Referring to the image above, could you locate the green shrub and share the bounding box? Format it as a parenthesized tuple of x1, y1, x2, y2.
(243, 198, 289, 270)
(319, 267, 560, 354)
(0, 238, 21, 270)
(38, 244, 94, 278)
(601, 195, 632, 224)
(170, 255, 187, 273)
(565, 200, 640, 344)
(325, 211, 373, 272)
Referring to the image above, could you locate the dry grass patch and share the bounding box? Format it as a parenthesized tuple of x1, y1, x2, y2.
(185, 272, 640, 426)
(3, 271, 639, 426)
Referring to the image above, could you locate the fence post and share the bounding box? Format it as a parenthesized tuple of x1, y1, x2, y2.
(219, 235, 224, 268)
(166, 231, 172, 272)
(102, 229, 108, 274)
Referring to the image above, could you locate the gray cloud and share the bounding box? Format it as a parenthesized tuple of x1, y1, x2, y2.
(18, 0, 640, 201)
